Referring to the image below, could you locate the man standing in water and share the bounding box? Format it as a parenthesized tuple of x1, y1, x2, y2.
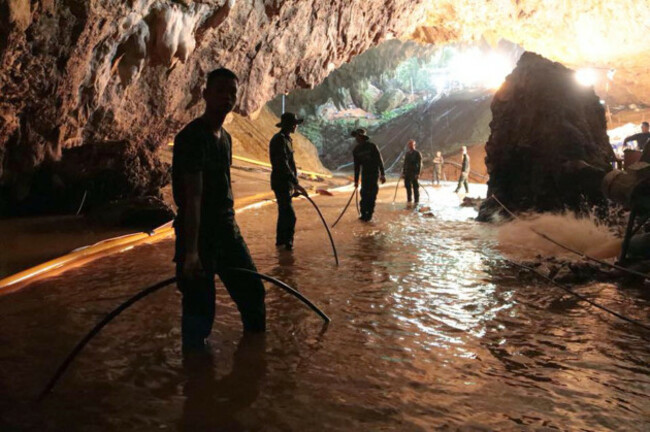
(352, 128, 386, 221)
(402, 140, 422, 204)
(454, 145, 470, 194)
(269, 112, 307, 251)
(172, 68, 266, 352)
(432, 151, 444, 185)
(623, 121, 650, 151)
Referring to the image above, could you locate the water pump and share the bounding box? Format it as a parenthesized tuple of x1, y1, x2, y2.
(601, 161, 650, 264)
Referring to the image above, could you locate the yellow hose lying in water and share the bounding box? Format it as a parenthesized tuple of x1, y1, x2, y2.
(0, 185, 350, 294)
(0, 193, 278, 295)
(0, 225, 174, 295)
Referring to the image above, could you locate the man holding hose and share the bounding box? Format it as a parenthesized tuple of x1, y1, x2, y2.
(172, 68, 266, 352)
(352, 128, 386, 221)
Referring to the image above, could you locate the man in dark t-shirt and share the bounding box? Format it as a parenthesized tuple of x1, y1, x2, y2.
(352, 128, 386, 221)
(623, 122, 650, 151)
(172, 68, 266, 351)
(402, 140, 422, 204)
(454, 146, 470, 194)
(269, 112, 307, 250)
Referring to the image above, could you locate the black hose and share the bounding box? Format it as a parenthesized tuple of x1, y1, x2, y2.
(331, 187, 358, 228)
(226, 268, 330, 323)
(75, 190, 88, 216)
(38, 269, 331, 400)
(301, 194, 339, 266)
(38, 276, 176, 400)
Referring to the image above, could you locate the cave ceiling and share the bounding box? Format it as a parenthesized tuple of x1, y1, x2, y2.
(0, 0, 648, 178)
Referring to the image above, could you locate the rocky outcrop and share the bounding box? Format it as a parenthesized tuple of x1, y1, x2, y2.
(271, 39, 437, 116)
(226, 106, 328, 174)
(0, 138, 169, 217)
(478, 52, 615, 221)
(0, 0, 427, 214)
(413, 0, 650, 107)
(375, 88, 407, 114)
(1, 1, 647, 216)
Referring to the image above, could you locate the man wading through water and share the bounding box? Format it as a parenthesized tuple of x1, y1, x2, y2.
(352, 128, 386, 221)
(172, 68, 266, 352)
(432, 151, 444, 185)
(402, 139, 422, 204)
(269, 112, 307, 251)
(454, 145, 470, 194)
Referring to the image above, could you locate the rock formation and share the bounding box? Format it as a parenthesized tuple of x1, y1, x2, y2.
(1, 0, 648, 216)
(478, 52, 615, 221)
(0, 0, 428, 215)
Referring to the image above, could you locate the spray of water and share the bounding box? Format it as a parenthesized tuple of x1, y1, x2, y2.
(496, 211, 622, 261)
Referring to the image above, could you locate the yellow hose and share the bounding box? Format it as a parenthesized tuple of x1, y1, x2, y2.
(0, 193, 277, 294)
(168, 142, 332, 179)
(232, 155, 332, 179)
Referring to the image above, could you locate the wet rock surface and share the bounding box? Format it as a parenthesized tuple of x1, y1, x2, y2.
(0, 0, 426, 210)
(0, 138, 170, 217)
(1, 1, 647, 216)
(479, 52, 615, 221)
(86, 196, 174, 229)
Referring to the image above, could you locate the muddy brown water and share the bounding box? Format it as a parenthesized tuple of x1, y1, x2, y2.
(0, 183, 649, 431)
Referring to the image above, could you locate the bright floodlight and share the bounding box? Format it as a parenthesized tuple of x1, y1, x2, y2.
(444, 49, 514, 90)
(483, 53, 512, 89)
(575, 68, 597, 86)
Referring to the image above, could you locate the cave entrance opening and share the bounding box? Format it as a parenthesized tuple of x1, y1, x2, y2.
(265, 39, 523, 181)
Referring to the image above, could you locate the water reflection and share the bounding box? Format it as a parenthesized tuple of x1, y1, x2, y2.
(180, 334, 266, 432)
(0, 184, 649, 430)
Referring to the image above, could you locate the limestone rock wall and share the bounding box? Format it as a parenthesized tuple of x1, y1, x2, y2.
(0, 1, 427, 188)
(1, 0, 648, 215)
(478, 52, 615, 220)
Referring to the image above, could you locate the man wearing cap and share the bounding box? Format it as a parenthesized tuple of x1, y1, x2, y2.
(352, 128, 386, 221)
(402, 139, 422, 204)
(270, 113, 307, 250)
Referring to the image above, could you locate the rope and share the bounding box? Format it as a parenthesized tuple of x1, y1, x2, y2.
(444, 161, 488, 181)
(490, 194, 650, 282)
(392, 178, 401, 203)
(506, 259, 650, 332)
(75, 190, 88, 216)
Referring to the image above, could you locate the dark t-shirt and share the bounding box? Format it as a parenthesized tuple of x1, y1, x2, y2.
(624, 132, 650, 150)
(353, 141, 385, 184)
(172, 117, 234, 262)
(403, 150, 422, 177)
(461, 153, 470, 174)
(269, 131, 298, 190)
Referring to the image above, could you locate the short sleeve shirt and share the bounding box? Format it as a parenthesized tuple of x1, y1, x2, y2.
(172, 117, 234, 261)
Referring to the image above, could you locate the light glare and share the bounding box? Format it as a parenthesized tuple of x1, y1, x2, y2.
(431, 49, 514, 92)
(575, 68, 597, 86)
